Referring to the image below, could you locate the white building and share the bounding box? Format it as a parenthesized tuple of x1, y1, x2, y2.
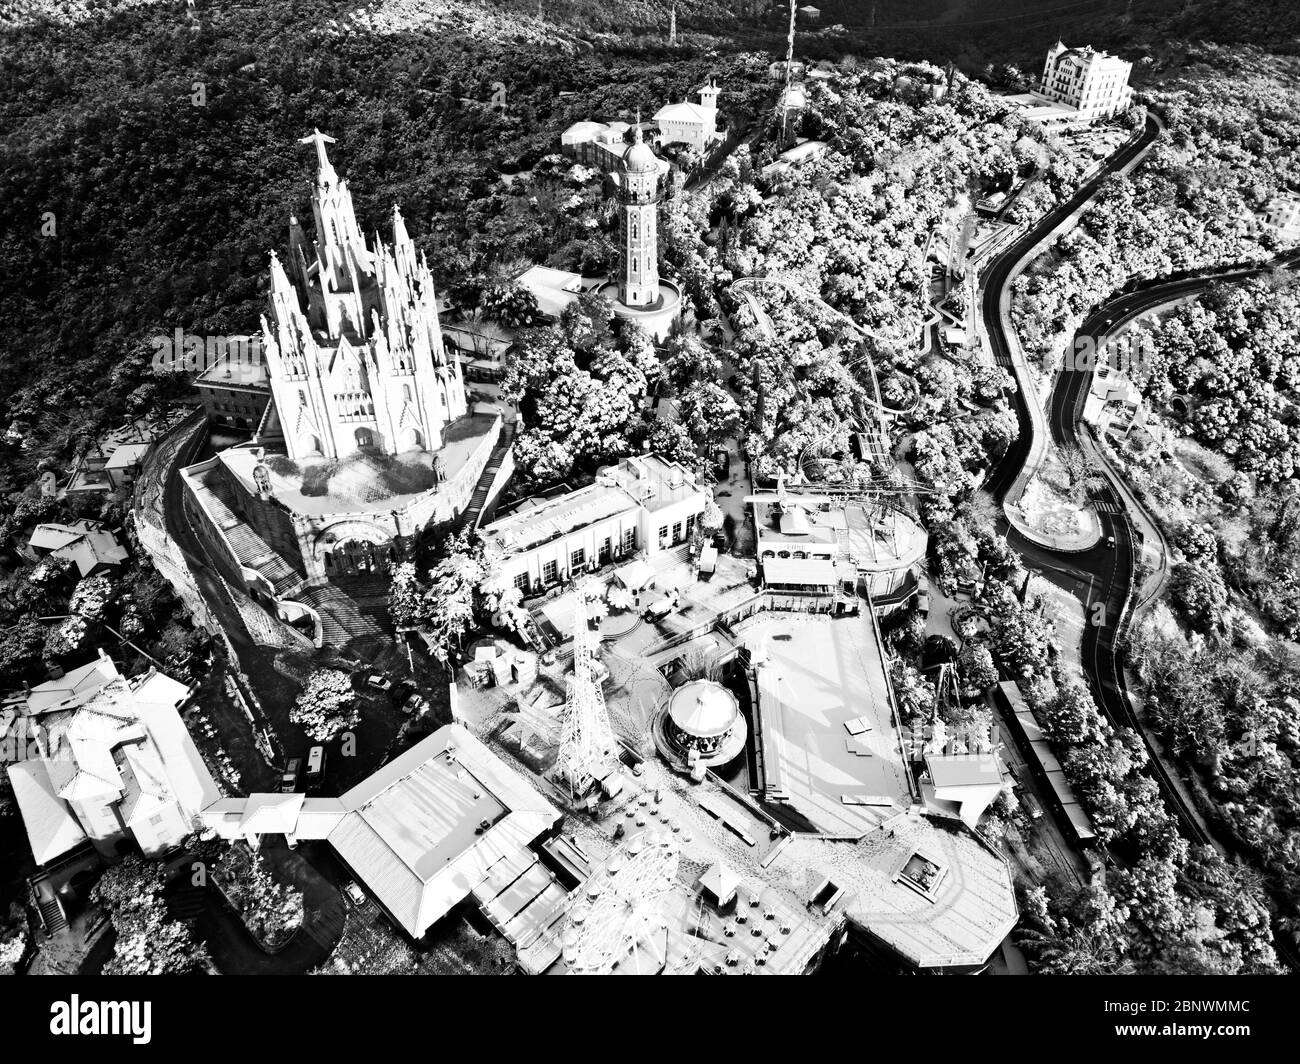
(202, 723, 563, 946)
(653, 80, 722, 156)
(921, 753, 1005, 829)
(1262, 195, 1300, 242)
(482, 454, 710, 597)
(263, 131, 468, 462)
(1039, 42, 1133, 123)
(6, 654, 220, 865)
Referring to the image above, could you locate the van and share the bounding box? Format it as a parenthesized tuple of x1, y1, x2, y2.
(306, 745, 326, 787)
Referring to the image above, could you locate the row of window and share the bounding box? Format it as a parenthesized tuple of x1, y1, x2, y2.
(512, 528, 640, 591)
(656, 514, 695, 545)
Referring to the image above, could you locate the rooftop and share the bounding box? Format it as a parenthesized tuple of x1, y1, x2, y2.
(197, 356, 270, 390)
(327, 724, 561, 938)
(776, 810, 1018, 969)
(219, 412, 499, 516)
(739, 612, 911, 834)
(484, 483, 639, 554)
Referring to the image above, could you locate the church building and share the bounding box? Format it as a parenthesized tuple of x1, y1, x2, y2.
(180, 133, 511, 629)
(266, 130, 468, 461)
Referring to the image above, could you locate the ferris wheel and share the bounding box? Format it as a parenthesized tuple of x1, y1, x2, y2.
(561, 829, 681, 975)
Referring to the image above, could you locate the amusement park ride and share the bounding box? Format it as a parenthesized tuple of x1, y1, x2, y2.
(560, 829, 683, 975)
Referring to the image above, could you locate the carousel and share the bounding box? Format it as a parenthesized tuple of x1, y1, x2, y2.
(652, 678, 747, 772)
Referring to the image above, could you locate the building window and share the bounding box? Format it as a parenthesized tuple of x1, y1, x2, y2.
(672, 522, 683, 544)
(543, 560, 558, 585)
(658, 525, 669, 544)
(571, 547, 586, 571)
(599, 537, 611, 564)
(686, 514, 696, 539)
(514, 572, 529, 592)
(622, 528, 636, 554)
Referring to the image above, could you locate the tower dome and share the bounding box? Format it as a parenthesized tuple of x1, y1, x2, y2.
(621, 121, 659, 174)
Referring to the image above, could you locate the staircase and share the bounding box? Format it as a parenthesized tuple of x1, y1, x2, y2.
(36, 895, 67, 935)
(294, 582, 385, 648)
(461, 423, 514, 530)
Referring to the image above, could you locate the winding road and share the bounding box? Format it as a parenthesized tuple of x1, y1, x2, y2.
(981, 113, 1227, 851)
(982, 111, 1300, 968)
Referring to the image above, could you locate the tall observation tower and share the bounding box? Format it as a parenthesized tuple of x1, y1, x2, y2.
(598, 117, 682, 338)
(618, 122, 662, 308)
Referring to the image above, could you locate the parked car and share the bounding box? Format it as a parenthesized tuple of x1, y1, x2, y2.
(401, 692, 424, 715)
(342, 881, 368, 908)
(1022, 794, 1043, 820)
(280, 757, 303, 794)
(367, 673, 393, 693)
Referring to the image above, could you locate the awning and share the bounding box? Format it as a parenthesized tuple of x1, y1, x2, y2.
(762, 557, 837, 587)
(615, 559, 655, 591)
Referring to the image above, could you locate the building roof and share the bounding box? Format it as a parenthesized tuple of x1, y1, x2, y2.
(11, 656, 218, 865)
(561, 120, 608, 143)
(925, 753, 1002, 790)
(28, 521, 128, 577)
(25, 656, 122, 715)
(775, 809, 1018, 969)
(197, 356, 270, 389)
(698, 860, 740, 900)
(105, 442, 151, 469)
(514, 265, 585, 319)
(6, 760, 89, 865)
(668, 680, 739, 739)
(239, 792, 307, 835)
(484, 483, 637, 555)
(654, 100, 714, 125)
(326, 724, 561, 938)
(762, 557, 838, 586)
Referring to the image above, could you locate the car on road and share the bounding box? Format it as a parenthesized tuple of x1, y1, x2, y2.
(342, 881, 368, 908)
(366, 673, 393, 693)
(280, 757, 303, 794)
(1022, 794, 1043, 820)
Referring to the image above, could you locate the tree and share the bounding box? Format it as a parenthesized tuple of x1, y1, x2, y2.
(291, 668, 360, 742)
(91, 857, 209, 975)
(958, 643, 997, 692)
(1170, 561, 1228, 632)
(0, 617, 47, 686)
(388, 561, 422, 630)
(415, 531, 485, 664)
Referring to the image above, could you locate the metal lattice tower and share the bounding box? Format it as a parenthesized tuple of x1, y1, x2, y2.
(555, 586, 620, 800)
(561, 830, 680, 974)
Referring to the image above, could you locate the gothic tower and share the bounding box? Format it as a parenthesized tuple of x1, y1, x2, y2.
(617, 122, 661, 309)
(260, 131, 468, 462)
